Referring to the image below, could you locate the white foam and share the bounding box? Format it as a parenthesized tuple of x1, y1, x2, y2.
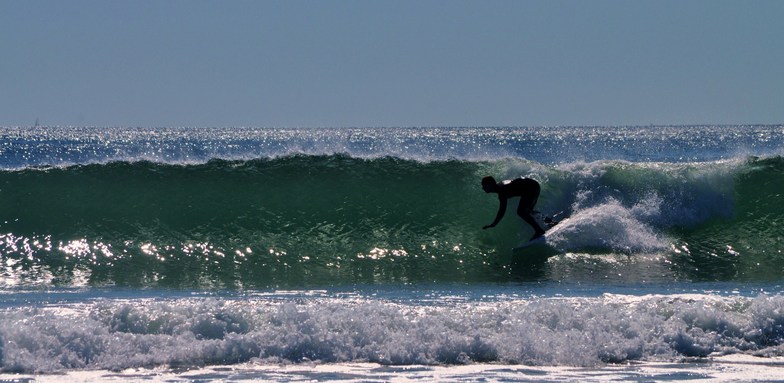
(7, 357, 784, 383)
(1, 293, 783, 373)
(546, 198, 669, 254)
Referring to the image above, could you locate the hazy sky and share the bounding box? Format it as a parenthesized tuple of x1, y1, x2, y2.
(2, 0, 782, 127)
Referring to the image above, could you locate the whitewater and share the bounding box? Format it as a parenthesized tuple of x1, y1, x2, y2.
(1, 125, 783, 382)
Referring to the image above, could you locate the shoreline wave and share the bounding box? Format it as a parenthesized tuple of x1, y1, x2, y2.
(1, 291, 783, 373)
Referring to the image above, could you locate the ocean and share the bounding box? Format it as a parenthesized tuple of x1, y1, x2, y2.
(1, 125, 783, 382)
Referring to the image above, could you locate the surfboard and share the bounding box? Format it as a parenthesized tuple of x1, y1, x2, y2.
(511, 213, 565, 259)
(512, 236, 547, 252)
(512, 235, 559, 261)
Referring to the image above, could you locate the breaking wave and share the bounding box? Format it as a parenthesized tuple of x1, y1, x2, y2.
(1, 291, 783, 372)
(1, 155, 782, 287)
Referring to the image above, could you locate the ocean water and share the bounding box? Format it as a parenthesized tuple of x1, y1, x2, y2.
(1, 125, 783, 382)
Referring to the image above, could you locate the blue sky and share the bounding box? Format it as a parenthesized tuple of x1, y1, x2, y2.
(2, 0, 782, 127)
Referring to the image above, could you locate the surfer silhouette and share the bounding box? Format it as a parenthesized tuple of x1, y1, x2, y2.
(481, 176, 547, 240)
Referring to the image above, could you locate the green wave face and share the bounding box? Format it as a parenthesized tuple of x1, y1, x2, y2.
(1, 155, 782, 287)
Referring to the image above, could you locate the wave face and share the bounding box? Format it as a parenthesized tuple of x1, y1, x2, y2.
(2, 154, 782, 287)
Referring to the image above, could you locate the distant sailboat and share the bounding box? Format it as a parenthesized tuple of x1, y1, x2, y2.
(34, 118, 40, 128)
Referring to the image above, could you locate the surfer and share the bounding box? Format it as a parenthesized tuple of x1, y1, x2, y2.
(481, 176, 547, 240)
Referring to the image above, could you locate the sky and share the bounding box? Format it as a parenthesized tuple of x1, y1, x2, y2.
(1, 0, 782, 128)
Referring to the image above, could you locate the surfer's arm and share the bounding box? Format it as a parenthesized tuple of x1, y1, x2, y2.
(483, 198, 507, 229)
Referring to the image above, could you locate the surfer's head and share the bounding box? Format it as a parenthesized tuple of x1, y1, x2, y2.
(481, 176, 498, 193)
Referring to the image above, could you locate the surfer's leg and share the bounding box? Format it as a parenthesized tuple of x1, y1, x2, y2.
(518, 199, 545, 240)
(522, 213, 546, 240)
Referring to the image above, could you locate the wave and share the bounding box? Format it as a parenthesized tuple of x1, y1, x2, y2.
(1, 155, 782, 287)
(1, 292, 783, 372)
(3, 125, 783, 169)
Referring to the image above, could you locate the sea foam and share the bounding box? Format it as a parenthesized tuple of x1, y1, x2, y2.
(1, 293, 783, 373)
